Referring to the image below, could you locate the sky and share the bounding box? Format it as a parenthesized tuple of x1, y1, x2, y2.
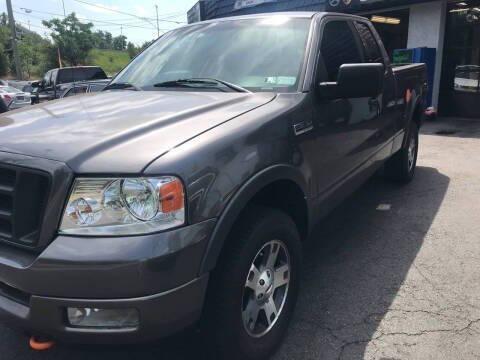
(0, 0, 198, 45)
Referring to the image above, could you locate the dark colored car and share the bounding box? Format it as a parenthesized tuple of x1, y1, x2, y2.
(59, 79, 111, 98)
(31, 66, 108, 102)
(0, 97, 7, 113)
(0, 13, 426, 359)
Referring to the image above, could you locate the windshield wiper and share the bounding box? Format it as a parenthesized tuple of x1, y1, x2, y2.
(153, 78, 251, 93)
(103, 82, 141, 91)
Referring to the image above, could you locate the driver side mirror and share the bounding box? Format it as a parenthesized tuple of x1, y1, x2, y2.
(318, 63, 384, 99)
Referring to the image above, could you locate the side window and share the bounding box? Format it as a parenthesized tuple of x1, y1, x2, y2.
(50, 70, 57, 86)
(89, 84, 106, 92)
(43, 71, 51, 87)
(74, 86, 88, 94)
(320, 20, 362, 81)
(63, 89, 74, 97)
(354, 22, 383, 63)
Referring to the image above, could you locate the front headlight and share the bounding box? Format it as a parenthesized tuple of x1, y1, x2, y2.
(59, 176, 185, 236)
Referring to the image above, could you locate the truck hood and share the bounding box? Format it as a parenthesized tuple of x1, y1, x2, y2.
(0, 91, 275, 173)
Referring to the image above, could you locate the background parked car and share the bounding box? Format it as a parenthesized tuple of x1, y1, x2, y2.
(59, 79, 110, 98)
(32, 66, 109, 103)
(0, 86, 32, 110)
(0, 97, 7, 113)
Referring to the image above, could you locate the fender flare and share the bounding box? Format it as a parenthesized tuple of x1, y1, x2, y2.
(403, 91, 425, 148)
(198, 164, 309, 275)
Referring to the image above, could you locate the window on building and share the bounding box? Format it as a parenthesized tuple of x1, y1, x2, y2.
(320, 21, 362, 81)
(355, 22, 384, 63)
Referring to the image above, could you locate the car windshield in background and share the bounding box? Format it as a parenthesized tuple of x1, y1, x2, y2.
(0, 86, 20, 93)
(112, 16, 312, 93)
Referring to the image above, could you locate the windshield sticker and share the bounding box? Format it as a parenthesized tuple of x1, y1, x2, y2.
(264, 76, 296, 86)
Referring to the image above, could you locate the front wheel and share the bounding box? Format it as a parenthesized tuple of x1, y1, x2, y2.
(385, 122, 419, 183)
(203, 206, 302, 360)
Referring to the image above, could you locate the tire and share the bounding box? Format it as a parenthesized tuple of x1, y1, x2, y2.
(202, 206, 302, 360)
(385, 121, 419, 183)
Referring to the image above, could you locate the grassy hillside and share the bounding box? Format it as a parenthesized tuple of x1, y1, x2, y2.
(87, 49, 131, 76)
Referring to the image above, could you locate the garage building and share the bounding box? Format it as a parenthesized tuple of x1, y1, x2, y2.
(188, 0, 480, 118)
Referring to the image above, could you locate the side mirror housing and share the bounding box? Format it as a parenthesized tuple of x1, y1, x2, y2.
(30, 81, 40, 88)
(318, 63, 384, 99)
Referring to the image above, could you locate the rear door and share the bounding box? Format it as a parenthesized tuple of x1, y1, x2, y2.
(353, 20, 397, 161)
(311, 18, 382, 195)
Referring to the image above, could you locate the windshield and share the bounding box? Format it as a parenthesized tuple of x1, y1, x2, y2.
(0, 86, 20, 94)
(112, 16, 311, 93)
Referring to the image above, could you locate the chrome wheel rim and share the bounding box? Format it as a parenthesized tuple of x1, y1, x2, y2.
(242, 240, 291, 338)
(408, 134, 417, 172)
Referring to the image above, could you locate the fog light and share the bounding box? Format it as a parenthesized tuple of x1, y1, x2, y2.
(67, 307, 139, 328)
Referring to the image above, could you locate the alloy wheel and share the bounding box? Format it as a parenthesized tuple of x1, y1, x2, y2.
(241, 240, 291, 338)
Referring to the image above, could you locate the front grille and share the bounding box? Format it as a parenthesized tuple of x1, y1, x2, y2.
(0, 164, 50, 247)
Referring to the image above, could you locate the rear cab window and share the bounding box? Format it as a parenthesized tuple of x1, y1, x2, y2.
(57, 68, 107, 84)
(354, 21, 384, 64)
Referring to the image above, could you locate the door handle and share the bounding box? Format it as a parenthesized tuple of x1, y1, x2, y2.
(369, 98, 381, 117)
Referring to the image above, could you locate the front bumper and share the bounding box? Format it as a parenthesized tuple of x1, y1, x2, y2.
(0, 219, 215, 343)
(0, 275, 208, 343)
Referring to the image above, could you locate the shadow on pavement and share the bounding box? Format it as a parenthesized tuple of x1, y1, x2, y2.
(421, 117, 480, 139)
(3, 166, 449, 360)
(275, 166, 450, 359)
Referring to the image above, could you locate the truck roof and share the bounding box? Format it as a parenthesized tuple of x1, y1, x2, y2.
(179, 11, 367, 29)
(52, 66, 103, 71)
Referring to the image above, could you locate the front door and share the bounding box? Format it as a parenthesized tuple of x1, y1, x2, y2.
(311, 18, 384, 196)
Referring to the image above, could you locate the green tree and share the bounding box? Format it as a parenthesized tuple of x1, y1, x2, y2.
(105, 32, 113, 49)
(0, 20, 10, 76)
(17, 31, 49, 78)
(42, 13, 94, 66)
(40, 43, 60, 74)
(126, 42, 138, 58)
(112, 35, 127, 51)
(0, 43, 9, 76)
(0, 13, 7, 27)
(18, 37, 34, 78)
(92, 30, 114, 50)
(140, 40, 153, 51)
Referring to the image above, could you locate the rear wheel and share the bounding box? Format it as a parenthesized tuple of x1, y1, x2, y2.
(203, 206, 302, 360)
(385, 122, 419, 183)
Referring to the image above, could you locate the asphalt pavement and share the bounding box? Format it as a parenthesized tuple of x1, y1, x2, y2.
(1, 117, 479, 360)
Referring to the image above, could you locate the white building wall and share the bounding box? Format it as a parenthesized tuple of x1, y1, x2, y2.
(407, 0, 447, 109)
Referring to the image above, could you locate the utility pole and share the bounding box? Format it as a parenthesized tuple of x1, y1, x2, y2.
(6, 0, 22, 80)
(155, 4, 160, 37)
(61, 0, 66, 17)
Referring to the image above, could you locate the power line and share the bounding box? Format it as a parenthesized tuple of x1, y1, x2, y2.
(16, 20, 49, 31)
(13, 8, 155, 30)
(13, 8, 168, 31)
(70, 0, 186, 24)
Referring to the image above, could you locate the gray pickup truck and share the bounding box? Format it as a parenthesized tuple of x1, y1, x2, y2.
(0, 12, 426, 360)
(31, 66, 109, 103)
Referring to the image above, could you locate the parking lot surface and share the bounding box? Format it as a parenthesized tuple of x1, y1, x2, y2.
(1, 118, 479, 360)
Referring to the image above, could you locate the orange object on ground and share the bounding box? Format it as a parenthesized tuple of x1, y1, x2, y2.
(29, 336, 55, 351)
